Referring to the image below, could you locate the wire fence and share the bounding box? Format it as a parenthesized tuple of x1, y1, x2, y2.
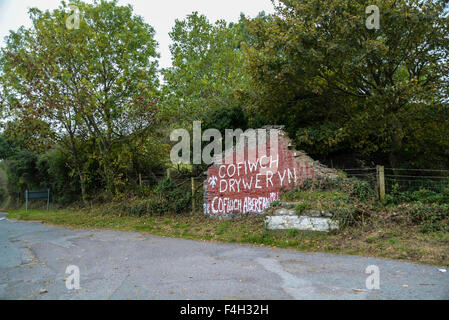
(340, 167, 449, 194)
(128, 169, 206, 213)
(129, 170, 205, 187)
(384, 168, 449, 193)
(133, 166, 449, 208)
(339, 168, 378, 189)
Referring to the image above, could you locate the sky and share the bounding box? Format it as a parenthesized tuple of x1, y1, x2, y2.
(0, 0, 276, 69)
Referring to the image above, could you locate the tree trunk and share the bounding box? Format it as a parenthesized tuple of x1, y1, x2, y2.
(66, 134, 89, 206)
(389, 116, 404, 176)
(98, 142, 115, 196)
(78, 171, 88, 206)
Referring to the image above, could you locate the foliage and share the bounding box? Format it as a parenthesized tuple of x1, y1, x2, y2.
(153, 178, 191, 215)
(0, 134, 19, 160)
(295, 201, 311, 215)
(386, 185, 449, 205)
(202, 105, 248, 134)
(384, 185, 449, 233)
(0, 0, 161, 199)
(5, 150, 41, 196)
(281, 177, 373, 227)
(270, 200, 280, 208)
(36, 149, 83, 204)
(350, 179, 375, 202)
(1, 0, 448, 211)
(332, 205, 363, 228)
(397, 203, 449, 233)
(3, 148, 82, 205)
(126, 178, 191, 216)
(282, 176, 449, 232)
(243, 0, 449, 168)
(0, 163, 8, 206)
(162, 12, 251, 124)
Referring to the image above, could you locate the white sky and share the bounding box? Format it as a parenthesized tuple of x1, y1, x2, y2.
(0, 0, 275, 69)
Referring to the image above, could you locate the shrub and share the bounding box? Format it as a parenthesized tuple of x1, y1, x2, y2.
(323, 177, 345, 190)
(411, 188, 449, 204)
(0, 164, 7, 206)
(270, 200, 280, 208)
(147, 178, 191, 216)
(386, 185, 449, 206)
(129, 202, 148, 217)
(351, 179, 375, 202)
(295, 202, 311, 215)
(332, 205, 364, 228)
(146, 199, 167, 216)
(37, 149, 81, 204)
(407, 203, 449, 233)
(0, 186, 7, 206)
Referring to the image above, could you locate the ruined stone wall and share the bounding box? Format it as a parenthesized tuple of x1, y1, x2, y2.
(203, 127, 338, 218)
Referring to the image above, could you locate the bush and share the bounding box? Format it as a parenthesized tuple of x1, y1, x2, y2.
(0, 186, 7, 206)
(129, 202, 148, 217)
(351, 179, 375, 202)
(37, 149, 81, 204)
(333, 205, 365, 228)
(280, 177, 449, 234)
(411, 188, 449, 204)
(145, 178, 191, 216)
(386, 185, 449, 205)
(270, 200, 280, 208)
(407, 203, 449, 233)
(3, 148, 84, 205)
(295, 202, 311, 215)
(0, 164, 7, 206)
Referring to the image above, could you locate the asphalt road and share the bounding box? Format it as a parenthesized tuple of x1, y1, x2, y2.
(0, 212, 447, 300)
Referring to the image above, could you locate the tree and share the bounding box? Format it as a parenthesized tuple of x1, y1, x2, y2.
(162, 12, 251, 125)
(0, 0, 160, 199)
(0, 134, 18, 160)
(244, 0, 449, 168)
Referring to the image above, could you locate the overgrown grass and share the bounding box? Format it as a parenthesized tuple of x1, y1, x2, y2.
(6, 177, 448, 267)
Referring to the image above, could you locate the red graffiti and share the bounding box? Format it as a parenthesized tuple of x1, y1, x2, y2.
(204, 134, 314, 216)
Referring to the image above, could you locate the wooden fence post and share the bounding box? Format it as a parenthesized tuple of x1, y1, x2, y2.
(166, 168, 172, 179)
(139, 174, 142, 187)
(377, 165, 386, 202)
(25, 190, 28, 212)
(191, 177, 196, 213)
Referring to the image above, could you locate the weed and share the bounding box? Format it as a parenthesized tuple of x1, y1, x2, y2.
(295, 202, 311, 215)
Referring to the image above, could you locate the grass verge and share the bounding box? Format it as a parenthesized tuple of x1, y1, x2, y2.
(7, 207, 449, 266)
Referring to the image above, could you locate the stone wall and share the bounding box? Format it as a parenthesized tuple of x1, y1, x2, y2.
(203, 127, 338, 218)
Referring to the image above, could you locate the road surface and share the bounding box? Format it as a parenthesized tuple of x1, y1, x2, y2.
(0, 212, 447, 300)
